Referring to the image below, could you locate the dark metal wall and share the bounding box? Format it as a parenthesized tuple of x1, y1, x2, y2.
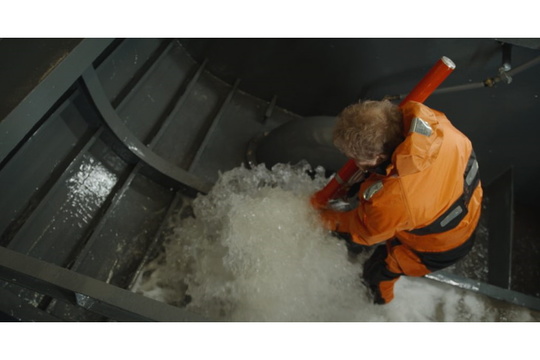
(0, 38, 82, 121)
(180, 38, 540, 208)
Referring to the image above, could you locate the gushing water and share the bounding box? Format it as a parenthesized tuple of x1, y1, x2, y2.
(133, 162, 538, 321)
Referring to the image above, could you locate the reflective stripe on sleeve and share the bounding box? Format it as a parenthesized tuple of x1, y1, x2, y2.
(363, 181, 383, 201)
(409, 117, 433, 137)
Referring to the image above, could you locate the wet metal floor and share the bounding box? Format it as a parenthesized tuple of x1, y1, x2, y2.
(1, 38, 540, 320)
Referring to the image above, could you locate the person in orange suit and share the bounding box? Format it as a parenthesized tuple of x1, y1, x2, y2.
(317, 100, 483, 304)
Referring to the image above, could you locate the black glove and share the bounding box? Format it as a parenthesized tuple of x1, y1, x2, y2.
(331, 231, 367, 254)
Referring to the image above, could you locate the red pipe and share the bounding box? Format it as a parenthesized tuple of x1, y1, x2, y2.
(311, 56, 456, 209)
(398, 56, 456, 106)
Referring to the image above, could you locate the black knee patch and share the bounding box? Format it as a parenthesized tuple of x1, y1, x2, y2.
(363, 245, 400, 286)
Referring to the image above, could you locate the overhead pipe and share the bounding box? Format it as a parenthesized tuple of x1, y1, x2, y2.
(434, 54, 540, 92)
(386, 45, 540, 100)
(310, 56, 456, 209)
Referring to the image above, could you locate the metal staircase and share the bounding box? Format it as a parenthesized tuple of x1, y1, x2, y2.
(0, 38, 299, 320)
(1, 38, 539, 321)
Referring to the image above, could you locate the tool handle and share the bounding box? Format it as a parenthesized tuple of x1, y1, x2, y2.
(311, 56, 456, 208)
(399, 56, 456, 106)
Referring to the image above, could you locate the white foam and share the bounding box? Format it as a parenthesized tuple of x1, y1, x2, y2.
(133, 162, 538, 321)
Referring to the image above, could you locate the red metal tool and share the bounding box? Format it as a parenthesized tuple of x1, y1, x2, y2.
(311, 56, 456, 209)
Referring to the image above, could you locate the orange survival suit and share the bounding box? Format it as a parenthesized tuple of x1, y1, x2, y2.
(319, 101, 483, 304)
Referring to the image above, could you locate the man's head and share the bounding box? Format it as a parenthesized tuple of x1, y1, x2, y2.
(333, 100, 404, 171)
